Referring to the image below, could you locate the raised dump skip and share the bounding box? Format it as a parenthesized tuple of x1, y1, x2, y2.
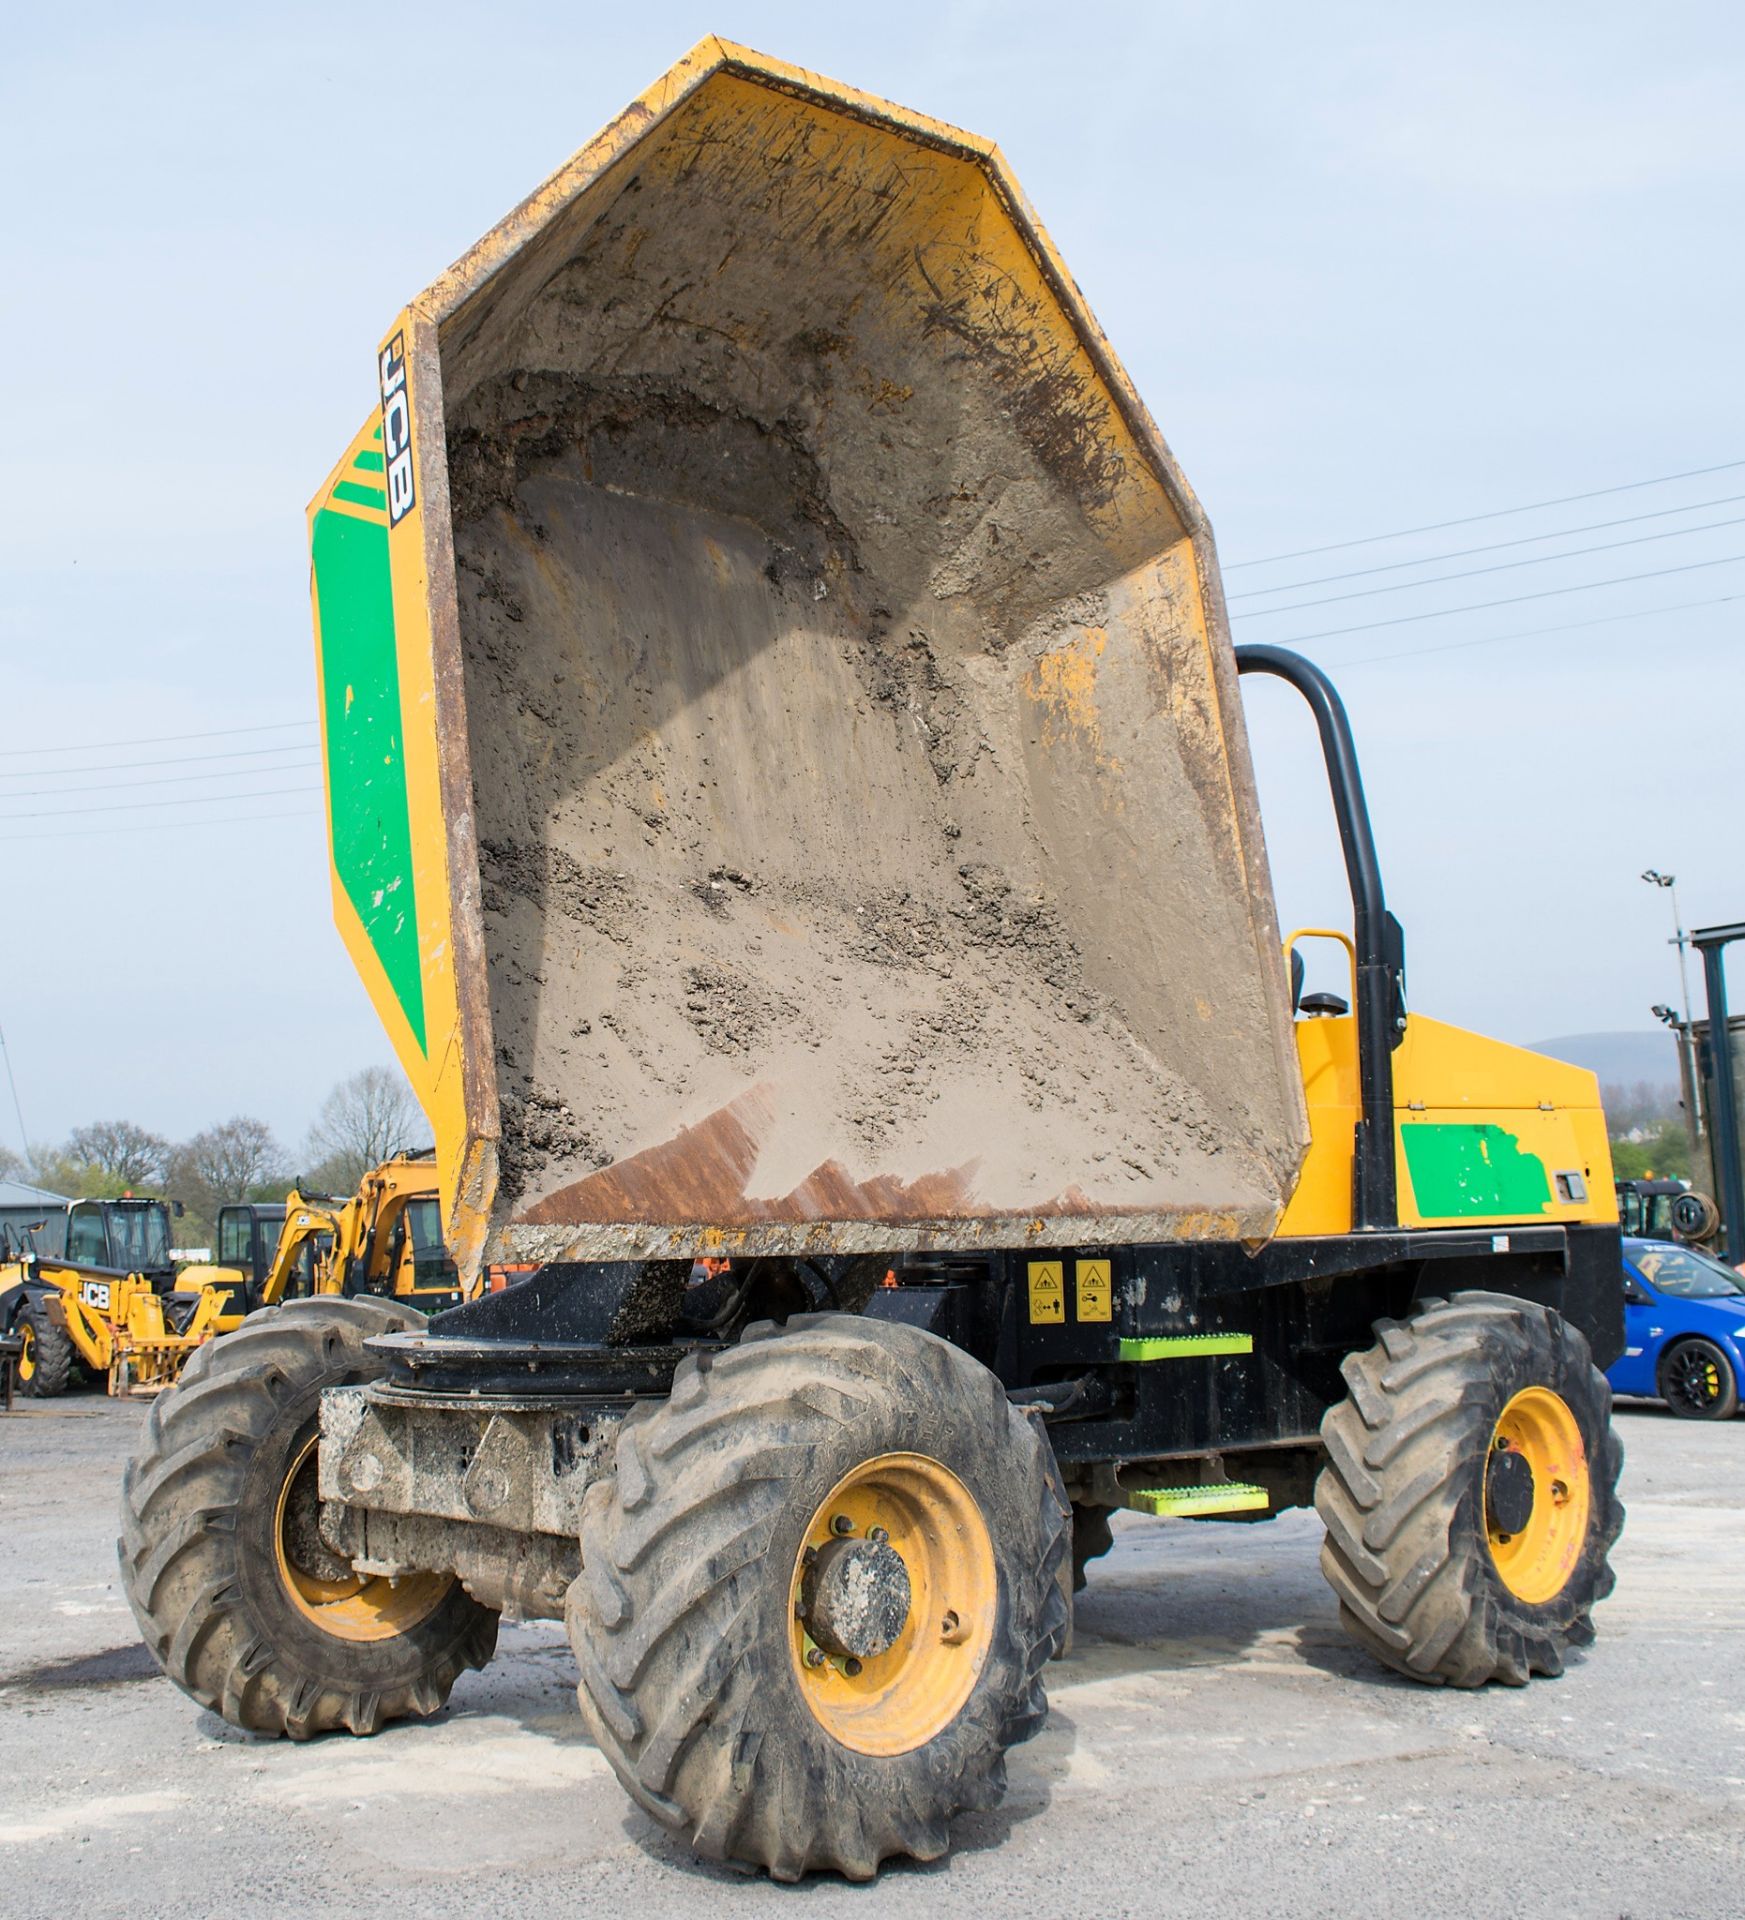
(308, 39, 1308, 1273)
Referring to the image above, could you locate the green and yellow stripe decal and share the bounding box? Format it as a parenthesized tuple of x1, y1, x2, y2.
(309, 424, 426, 1053)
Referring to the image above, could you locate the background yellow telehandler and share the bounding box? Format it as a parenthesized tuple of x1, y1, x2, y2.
(3, 1156, 469, 1399)
(0, 1196, 224, 1397)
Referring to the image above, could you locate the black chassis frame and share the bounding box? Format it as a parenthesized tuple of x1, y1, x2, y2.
(360, 1221, 1621, 1515)
(353, 648, 1625, 1512)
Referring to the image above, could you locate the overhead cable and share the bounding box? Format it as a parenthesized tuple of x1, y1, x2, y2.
(1237, 512, 1745, 619)
(1225, 459, 1745, 570)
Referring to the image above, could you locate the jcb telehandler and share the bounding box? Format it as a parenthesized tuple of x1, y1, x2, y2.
(121, 42, 1625, 1882)
(2, 1196, 223, 1396)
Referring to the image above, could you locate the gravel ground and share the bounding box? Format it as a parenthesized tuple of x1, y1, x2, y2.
(1, 1392, 1741, 1918)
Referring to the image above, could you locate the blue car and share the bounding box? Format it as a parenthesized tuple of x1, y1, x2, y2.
(1609, 1237, 1745, 1419)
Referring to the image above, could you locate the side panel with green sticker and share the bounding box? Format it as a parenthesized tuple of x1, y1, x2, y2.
(1400, 1122, 1550, 1219)
(310, 495, 426, 1053)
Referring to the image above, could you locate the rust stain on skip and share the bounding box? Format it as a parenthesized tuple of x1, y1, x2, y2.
(519, 1090, 1141, 1231)
(520, 1094, 983, 1227)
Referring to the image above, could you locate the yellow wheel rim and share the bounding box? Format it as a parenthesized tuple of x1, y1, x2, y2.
(1486, 1386, 1591, 1605)
(273, 1434, 450, 1642)
(17, 1324, 35, 1381)
(788, 1451, 996, 1758)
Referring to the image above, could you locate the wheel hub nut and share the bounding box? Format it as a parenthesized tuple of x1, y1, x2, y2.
(798, 1535, 912, 1660)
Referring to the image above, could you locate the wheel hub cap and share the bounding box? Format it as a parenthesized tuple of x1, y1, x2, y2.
(799, 1536, 913, 1660)
(1484, 1442, 1536, 1537)
(787, 1451, 996, 1757)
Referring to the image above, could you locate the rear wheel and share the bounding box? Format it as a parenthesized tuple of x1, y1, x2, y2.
(567, 1312, 1069, 1881)
(15, 1305, 73, 1398)
(1317, 1291, 1622, 1686)
(119, 1295, 497, 1737)
(1658, 1337, 1739, 1420)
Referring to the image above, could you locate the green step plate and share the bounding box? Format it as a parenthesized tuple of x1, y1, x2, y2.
(1128, 1483, 1269, 1517)
(1118, 1333, 1253, 1360)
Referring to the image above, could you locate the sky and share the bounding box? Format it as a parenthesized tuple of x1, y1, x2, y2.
(2, 1, 1742, 1153)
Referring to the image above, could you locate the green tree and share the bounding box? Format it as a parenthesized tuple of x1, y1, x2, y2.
(28, 1146, 137, 1200)
(1610, 1122, 1693, 1183)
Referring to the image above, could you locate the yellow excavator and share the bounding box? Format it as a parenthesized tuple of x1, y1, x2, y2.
(184, 1150, 468, 1331)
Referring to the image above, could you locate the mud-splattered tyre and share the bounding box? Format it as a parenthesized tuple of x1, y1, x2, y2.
(118, 1295, 497, 1738)
(567, 1312, 1070, 1881)
(1317, 1290, 1623, 1687)
(15, 1305, 74, 1398)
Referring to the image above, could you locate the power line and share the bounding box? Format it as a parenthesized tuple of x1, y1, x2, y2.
(1327, 591, 1742, 671)
(1227, 491, 1745, 600)
(1225, 458, 1745, 570)
(0, 1013, 29, 1157)
(0, 741, 319, 782)
(0, 782, 319, 823)
(2, 757, 319, 800)
(0, 806, 321, 846)
(1269, 549, 1745, 644)
(4, 719, 316, 760)
(1236, 512, 1745, 620)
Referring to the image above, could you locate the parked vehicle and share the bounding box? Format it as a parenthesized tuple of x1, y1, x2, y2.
(0, 1197, 224, 1397)
(1615, 1177, 1722, 1246)
(1609, 1236, 1745, 1418)
(119, 41, 1627, 1881)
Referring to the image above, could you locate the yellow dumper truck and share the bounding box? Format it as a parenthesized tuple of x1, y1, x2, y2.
(121, 40, 1624, 1881)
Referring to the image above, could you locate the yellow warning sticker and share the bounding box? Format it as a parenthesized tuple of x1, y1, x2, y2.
(1076, 1258, 1112, 1323)
(1027, 1260, 1064, 1324)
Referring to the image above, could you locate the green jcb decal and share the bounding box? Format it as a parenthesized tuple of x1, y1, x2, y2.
(311, 507, 427, 1052)
(1400, 1123, 1550, 1219)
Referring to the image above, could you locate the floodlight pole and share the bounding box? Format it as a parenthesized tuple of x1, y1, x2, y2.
(1643, 870, 1702, 1135)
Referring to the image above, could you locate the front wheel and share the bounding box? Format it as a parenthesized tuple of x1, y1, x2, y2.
(1317, 1291, 1623, 1687)
(567, 1313, 1069, 1881)
(1658, 1338, 1740, 1420)
(15, 1304, 74, 1398)
(119, 1296, 497, 1737)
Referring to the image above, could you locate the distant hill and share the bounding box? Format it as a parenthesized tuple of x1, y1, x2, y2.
(1527, 1031, 1680, 1096)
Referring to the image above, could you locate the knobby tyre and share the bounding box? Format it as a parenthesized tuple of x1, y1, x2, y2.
(567, 1311, 1070, 1881)
(118, 1295, 497, 1737)
(16, 1304, 74, 1398)
(1317, 1289, 1623, 1686)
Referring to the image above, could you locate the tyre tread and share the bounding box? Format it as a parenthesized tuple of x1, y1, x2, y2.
(1316, 1290, 1623, 1688)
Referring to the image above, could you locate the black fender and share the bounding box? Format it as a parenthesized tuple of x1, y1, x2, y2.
(2, 1278, 69, 1334)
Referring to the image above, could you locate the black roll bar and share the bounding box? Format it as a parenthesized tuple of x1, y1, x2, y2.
(1235, 645, 1406, 1231)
